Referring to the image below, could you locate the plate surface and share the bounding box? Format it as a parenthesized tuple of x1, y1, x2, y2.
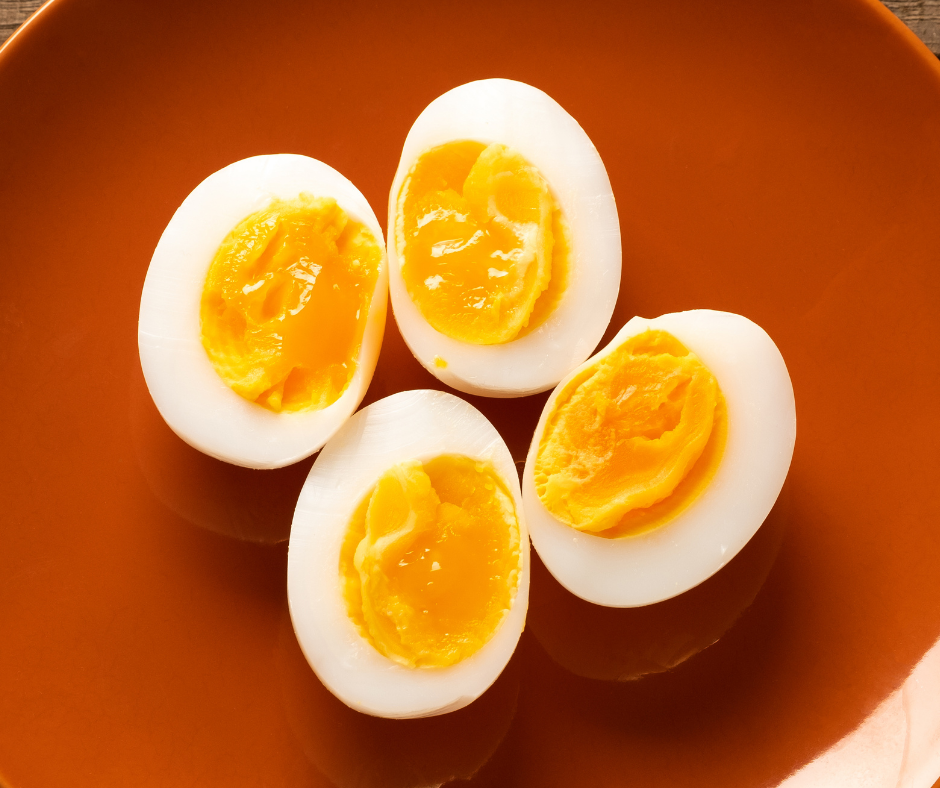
(1, 0, 939, 786)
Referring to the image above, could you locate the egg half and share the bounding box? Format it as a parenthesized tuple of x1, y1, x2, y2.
(387, 79, 621, 397)
(138, 155, 387, 469)
(522, 310, 796, 607)
(287, 389, 529, 718)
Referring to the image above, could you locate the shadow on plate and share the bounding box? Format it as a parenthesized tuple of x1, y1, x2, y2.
(274, 610, 519, 788)
(129, 366, 312, 544)
(527, 483, 791, 682)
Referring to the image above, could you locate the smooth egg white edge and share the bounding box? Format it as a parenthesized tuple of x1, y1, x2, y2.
(522, 310, 797, 607)
(138, 154, 388, 470)
(286, 389, 530, 719)
(387, 78, 622, 398)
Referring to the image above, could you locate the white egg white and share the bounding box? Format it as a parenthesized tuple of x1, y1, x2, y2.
(287, 389, 530, 719)
(138, 154, 388, 469)
(522, 310, 796, 607)
(387, 78, 621, 398)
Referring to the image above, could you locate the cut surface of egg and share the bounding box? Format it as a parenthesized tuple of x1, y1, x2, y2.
(522, 310, 796, 607)
(138, 155, 387, 469)
(387, 79, 621, 397)
(288, 390, 529, 718)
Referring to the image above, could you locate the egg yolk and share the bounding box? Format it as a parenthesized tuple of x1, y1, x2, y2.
(200, 194, 381, 412)
(340, 455, 521, 668)
(396, 141, 570, 344)
(534, 330, 727, 537)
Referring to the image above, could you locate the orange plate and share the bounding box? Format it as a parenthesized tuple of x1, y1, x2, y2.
(1, 1, 940, 786)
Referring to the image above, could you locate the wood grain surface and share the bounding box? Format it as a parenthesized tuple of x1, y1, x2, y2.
(883, 0, 940, 52)
(1, 0, 940, 53)
(0, 0, 42, 44)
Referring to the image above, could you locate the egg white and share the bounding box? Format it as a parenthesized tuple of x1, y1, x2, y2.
(287, 389, 530, 718)
(522, 310, 796, 607)
(138, 154, 388, 470)
(387, 78, 621, 398)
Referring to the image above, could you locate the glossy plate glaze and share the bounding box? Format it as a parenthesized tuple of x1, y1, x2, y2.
(1, 1, 939, 786)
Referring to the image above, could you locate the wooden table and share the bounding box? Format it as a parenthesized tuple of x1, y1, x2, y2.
(1, 0, 43, 43)
(884, 0, 940, 51)
(2, 0, 940, 53)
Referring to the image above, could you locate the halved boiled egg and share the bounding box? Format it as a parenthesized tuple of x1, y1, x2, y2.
(287, 390, 529, 718)
(138, 155, 387, 469)
(387, 79, 621, 397)
(522, 310, 796, 607)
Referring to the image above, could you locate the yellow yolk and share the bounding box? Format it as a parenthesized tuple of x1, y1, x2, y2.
(200, 194, 381, 412)
(340, 455, 521, 668)
(397, 141, 570, 345)
(534, 330, 727, 537)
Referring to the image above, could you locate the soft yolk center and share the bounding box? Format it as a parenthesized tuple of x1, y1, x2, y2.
(200, 194, 381, 412)
(397, 141, 570, 345)
(340, 455, 521, 668)
(534, 330, 726, 536)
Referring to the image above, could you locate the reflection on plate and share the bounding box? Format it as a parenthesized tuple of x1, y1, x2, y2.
(275, 611, 519, 788)
(130, 366, 311, 544)
(528, 484, 789, 681)
(779, 636, 940, 788)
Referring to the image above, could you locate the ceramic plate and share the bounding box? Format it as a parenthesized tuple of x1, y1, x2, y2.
(1, 0, 939, 785)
